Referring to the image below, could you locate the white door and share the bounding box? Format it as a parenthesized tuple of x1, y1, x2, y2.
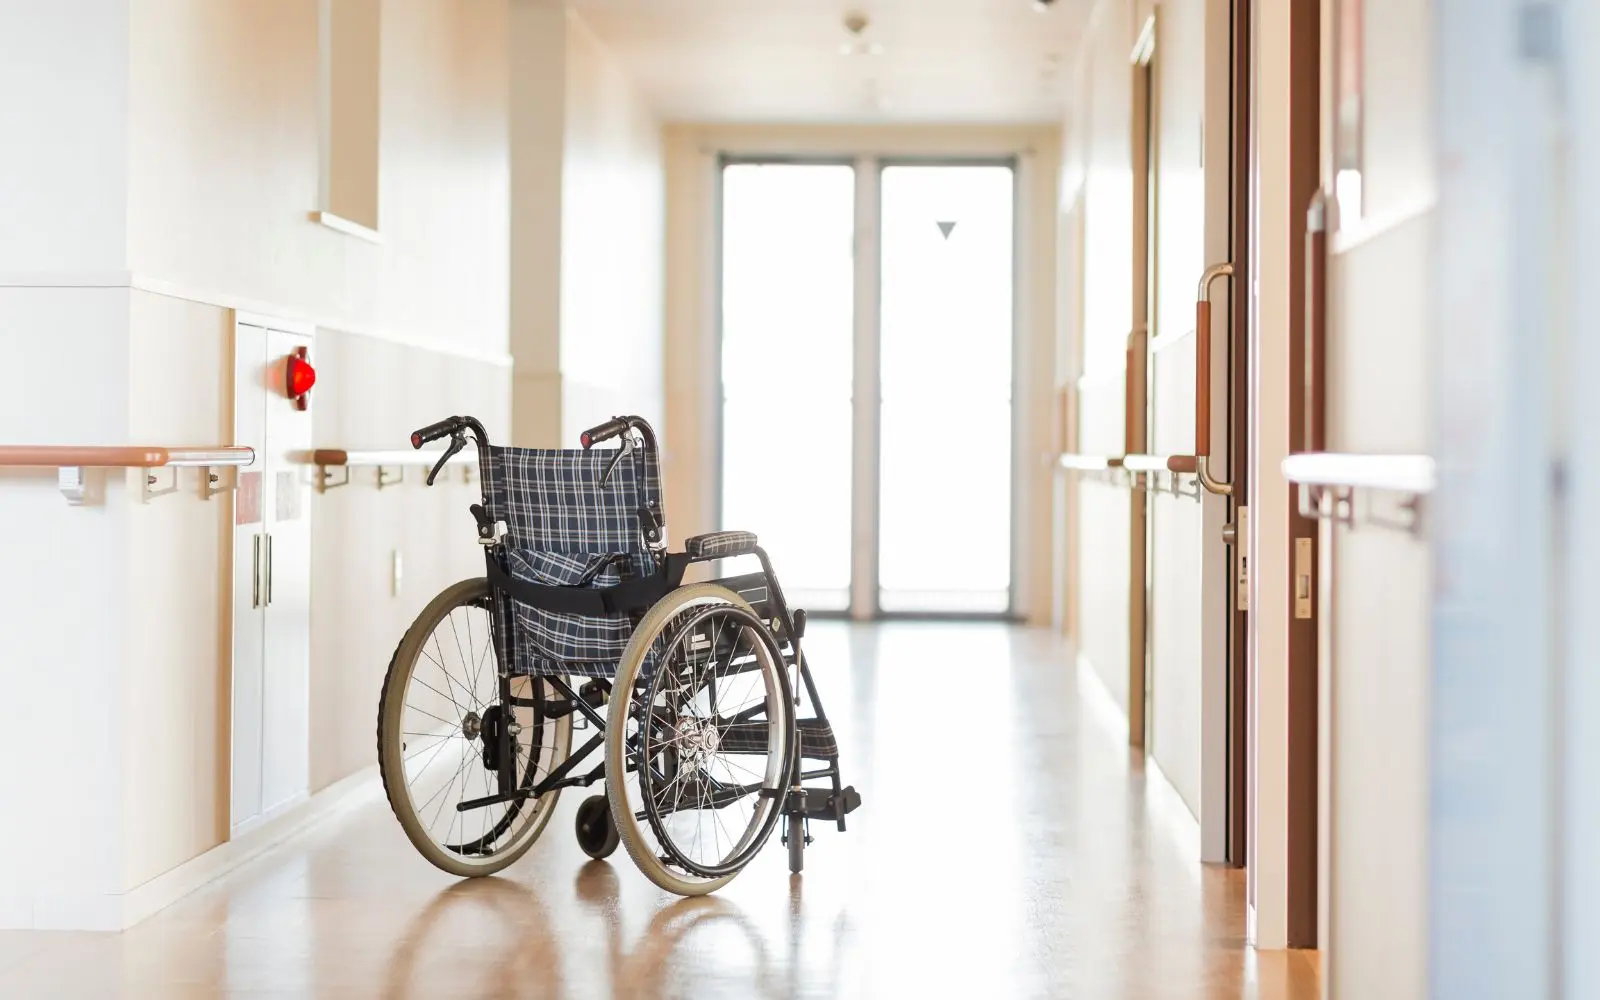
(231, 320, 313, 834)
(231, 323, 268, 832)
(261, 328, 312, 817)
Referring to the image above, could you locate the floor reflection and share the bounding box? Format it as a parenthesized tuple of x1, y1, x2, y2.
(0, 623, 1319, 999)
(382, 878, 564, 1000)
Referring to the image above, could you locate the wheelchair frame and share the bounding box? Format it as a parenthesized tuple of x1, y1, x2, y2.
(399, 413, 858, 880)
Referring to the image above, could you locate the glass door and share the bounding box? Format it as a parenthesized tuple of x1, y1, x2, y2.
(877, 163, 1016, 613)
(718, 158, 1017, 617)
(719, 162, 856, 612)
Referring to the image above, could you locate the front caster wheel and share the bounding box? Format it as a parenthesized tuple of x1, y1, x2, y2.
(787, 813, 806, 874)
(576, 795, 619, 860)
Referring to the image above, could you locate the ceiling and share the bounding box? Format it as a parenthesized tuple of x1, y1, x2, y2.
(565, 0, 1092, 124)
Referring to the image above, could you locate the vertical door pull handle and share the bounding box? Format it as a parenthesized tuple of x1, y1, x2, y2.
(265, 533, 274, 607)
(1303, 191, 1328, 454)
(251, 534, 262, 609)
(1195, 262, 1235, 496)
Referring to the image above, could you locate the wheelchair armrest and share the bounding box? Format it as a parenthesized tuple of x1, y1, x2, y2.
(684, 530, 759, 561)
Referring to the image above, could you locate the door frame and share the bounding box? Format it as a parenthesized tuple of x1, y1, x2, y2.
(1129, 15, 1157, 750)
(711, 154, 1024, 621)
(1284, 0, 1322, 948)
(229, 310, 316, 839)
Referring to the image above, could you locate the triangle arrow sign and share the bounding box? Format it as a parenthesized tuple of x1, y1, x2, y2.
(936, 220, 957, 239)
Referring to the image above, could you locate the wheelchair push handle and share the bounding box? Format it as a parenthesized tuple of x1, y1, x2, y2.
(411, 416, 462, 450)
(580, 417, 631, 450)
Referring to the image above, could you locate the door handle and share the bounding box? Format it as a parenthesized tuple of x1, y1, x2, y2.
(1195, 262, 1235, 496)
(265, 533, 274, 606)
(251, 534, 262, 609)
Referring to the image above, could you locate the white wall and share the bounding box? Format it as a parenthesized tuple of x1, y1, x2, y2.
(1058, 0, 1135, 706)
(0, 0, 137, 930)
(1248, 0, 1294, 952)
(1147, 0, 1211, 823)
(1319, 0, 1434, 993)
(560, 13, 665, 440)
(0, 1, 130, 275)
(509, 0, 567, 447)
(507, 6, 665, 449)
(0, 0, 517, 928)
(1059, 0, 1223, 829)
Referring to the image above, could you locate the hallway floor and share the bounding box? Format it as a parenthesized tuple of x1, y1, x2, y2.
(0, 623, 1319, 999)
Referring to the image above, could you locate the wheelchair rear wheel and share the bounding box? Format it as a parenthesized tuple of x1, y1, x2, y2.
(606, 584, 795, 895)
(378, 578, 572, 877)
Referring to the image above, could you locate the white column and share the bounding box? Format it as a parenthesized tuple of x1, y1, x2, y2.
(0, 0, 135, 930)
(1247, 0, 1292, 951)
(508, 0, 567, 448)
(1428, 0, 1560, 995)
(1564, 1, 1600, 992)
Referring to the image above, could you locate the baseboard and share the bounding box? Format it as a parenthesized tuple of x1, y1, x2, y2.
(226, 789, 311, 842)
(119, 765, 382, 929)
(1075, 652, 1130, 742)
(1075, 653, 1202, 855)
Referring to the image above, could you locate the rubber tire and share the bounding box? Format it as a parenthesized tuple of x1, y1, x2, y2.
(378, 578, 571, 877)
(607, 583, 790, 896)
(787, 813, 805, 874)
(575, 795, 620, 860)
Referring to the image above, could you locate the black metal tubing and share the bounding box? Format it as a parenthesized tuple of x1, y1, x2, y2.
(412, 418, 854, 848)
(528, 731, 605, 798)
(546, 676, 609, 730)
(641, 779, 767, 820)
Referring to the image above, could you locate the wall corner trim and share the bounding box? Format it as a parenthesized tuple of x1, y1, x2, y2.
(309, 210, 383, 245)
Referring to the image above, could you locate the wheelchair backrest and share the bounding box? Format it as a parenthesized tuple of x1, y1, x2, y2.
(481, 444, 664, 575)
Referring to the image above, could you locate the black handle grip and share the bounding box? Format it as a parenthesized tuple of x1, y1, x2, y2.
(411, 417, 460, 450)
(580, 417, 630, 450)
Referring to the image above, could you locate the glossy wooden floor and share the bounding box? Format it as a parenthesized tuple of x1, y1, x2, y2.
(0, 623, 1320, 999)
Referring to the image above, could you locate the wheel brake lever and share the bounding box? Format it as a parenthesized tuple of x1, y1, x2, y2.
(599, 432, 635, 488)
(427, 431, 467, 486)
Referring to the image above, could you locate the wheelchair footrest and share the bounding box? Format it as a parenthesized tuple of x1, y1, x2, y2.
(789, 785, 862, 822)
(718, 718, 839, 760)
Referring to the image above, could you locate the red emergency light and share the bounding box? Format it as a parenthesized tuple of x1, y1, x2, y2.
(286, 347, 316, 410)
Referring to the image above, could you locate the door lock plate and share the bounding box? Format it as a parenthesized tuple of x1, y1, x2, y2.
(1236, 506, 1250, 612)
(1294, 537, 1314, 619)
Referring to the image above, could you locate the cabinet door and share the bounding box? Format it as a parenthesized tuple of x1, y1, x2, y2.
(260, 328, 313, 815)
(230, 322, 269, 832)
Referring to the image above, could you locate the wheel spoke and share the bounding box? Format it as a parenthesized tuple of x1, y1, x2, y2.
(382, 588, 570, 874)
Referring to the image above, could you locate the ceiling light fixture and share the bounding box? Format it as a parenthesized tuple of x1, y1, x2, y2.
(1033, 0, 1057, 11)
(839, 11, 884, 56)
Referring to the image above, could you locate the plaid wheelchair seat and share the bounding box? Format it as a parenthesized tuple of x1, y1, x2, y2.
(481, 443, 663, 678)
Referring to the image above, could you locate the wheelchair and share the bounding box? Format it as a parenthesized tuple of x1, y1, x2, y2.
(376, 414, 860, 895)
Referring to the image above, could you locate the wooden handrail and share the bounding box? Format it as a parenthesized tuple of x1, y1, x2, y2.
(0, 445, 254, 468)
(1281, 453, 1436, 494)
